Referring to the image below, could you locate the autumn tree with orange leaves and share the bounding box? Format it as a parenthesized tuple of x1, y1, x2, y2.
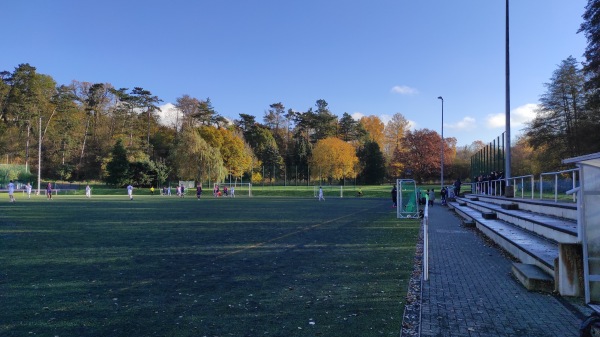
(310, 137, 359, 184)
(402, 129, 456, 183)
(359, 115, 385, 151)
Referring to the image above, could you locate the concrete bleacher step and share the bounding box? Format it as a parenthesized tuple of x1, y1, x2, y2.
(501, 203, 519, 210)
(447, 196, 586, 297)
(456, 196, 578, 244)
(511, 263, 554, 293)
(462, 219, 476, 228)
(448, 201, 557, 276)
(482, 211, 497, 219)
(468, 194, 577, 221)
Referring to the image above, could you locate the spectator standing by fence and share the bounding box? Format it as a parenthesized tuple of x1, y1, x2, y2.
(85, 185, 91, 198)
(429, 189, 435, 207)
(441, 187, 447, 205)
(454, 178, 461, 197)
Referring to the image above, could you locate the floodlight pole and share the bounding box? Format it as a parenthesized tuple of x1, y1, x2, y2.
(37, 116, 42, 195)
(438, 96, 444, 192)
(505, 0, 512, 187)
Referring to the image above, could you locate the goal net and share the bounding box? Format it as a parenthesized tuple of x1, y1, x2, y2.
(313, 185, 344, 198)
(396, 179, 420, 219)
(212, 182, 252, 197)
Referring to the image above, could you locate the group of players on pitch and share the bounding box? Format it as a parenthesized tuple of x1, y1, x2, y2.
(5, 180, 57, 202)
(5, 180, 243, 202)
(127, 183, 236, 200)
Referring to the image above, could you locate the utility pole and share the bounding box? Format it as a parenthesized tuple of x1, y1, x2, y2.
(505, 0, 513, 196)
(438, 96, 444, 192)
(37, 116, 42, 195)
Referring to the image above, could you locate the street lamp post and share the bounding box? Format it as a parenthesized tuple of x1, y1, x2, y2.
(437, 96, 444, 193)
(37, 116, 42, 196)
(505, 0, 512, 193)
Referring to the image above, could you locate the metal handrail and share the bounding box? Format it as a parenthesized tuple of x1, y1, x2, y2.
(473, 179, 505, 197)
(509, 175, 535, 199)
(539, 168, 578, 202)
(423, 202, 429, 281)
(470, 170, 576, 202)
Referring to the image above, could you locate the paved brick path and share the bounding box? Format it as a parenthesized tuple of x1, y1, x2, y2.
(419, 203, 585, 337)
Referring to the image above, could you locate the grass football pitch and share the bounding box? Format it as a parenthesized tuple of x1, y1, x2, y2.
(0, 194, 420, 337)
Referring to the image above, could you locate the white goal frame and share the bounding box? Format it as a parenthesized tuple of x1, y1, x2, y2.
(213, 182, 252, 197)
(396, 179, 420, 219)
(313, 185, 344, 198)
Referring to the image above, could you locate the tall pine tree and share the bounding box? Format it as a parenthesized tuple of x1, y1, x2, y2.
(105, 139, 130, 186)
(579, 0, 600, 106)
(578, 0, 600, 156)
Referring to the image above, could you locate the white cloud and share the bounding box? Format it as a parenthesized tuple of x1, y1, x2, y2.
(379, 114, 391, 125)
(485, 103, 538, 129)
(156, 103, 233, 128)
(512, 103, 538, 125)
(407, 119, 418, 130)
(351, 112, 364, 120)
(446, 116, 477, 131)
(157, 103, 180, 128)
(391, 85, 419, 95)
(486, 112, 505, 128)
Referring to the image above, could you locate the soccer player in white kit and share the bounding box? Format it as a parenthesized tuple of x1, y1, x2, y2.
(8, 180, 15, 202)
(318, 186, 325, 201)
(25, 182, 32, 199)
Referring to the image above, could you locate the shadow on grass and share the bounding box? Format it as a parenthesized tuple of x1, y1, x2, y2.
(0, 197, 419, 337)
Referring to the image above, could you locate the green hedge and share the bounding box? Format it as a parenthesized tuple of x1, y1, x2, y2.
(0, 164, 32, 185)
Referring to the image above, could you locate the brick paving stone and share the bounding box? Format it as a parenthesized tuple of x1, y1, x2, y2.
(420, 203, 582, 337)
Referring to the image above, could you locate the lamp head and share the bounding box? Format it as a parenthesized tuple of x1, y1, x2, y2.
(437, 96, 443, 100)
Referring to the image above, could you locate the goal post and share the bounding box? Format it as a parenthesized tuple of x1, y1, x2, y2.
(213, 182, 252, 197)
(396, 179, 420, 219)
(313, 185, 344, 198)
(177, 181, 195, 196)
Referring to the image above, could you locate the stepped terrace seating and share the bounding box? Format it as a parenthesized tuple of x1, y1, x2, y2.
(447, 194, 583, 296)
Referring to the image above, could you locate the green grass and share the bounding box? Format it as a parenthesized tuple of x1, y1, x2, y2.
(250, 184, 395, 198)
(0, 194, 420, 336)
(47, 183, 400, 198)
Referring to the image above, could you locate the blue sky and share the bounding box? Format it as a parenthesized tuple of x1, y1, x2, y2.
(2, 0, 588, 146)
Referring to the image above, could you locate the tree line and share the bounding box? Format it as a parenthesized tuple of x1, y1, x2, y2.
(2, 0, 600, 186)
(0, 67, 464, 186)
(2, 54, 598, 188)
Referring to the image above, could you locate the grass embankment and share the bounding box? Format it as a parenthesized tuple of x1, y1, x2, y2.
(0, 195, 420, 336)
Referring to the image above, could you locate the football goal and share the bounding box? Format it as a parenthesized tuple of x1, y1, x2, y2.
(213, 182, 252, 197)
(396, 179, 420, 219)
(313, 185, 345, 198)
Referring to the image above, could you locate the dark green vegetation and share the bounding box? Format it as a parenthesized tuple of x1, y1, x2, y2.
(0, 196, 419, 336)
